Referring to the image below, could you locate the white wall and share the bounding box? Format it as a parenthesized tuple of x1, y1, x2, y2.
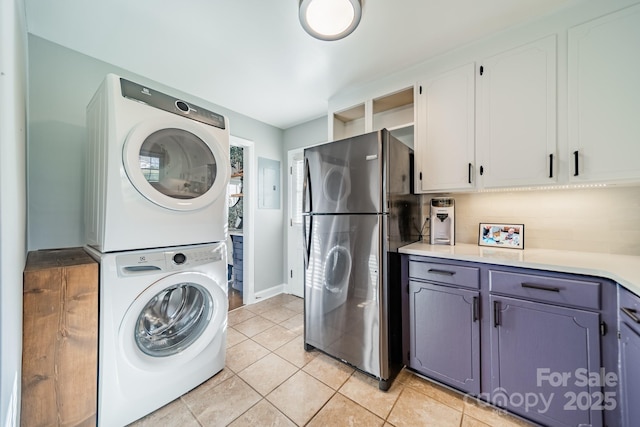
(421, 186, 640, 255)
(0, 0, 27, 424)
(27, 35, 285, 293)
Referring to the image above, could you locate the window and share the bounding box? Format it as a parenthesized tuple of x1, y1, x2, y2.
(140, 155, 160, 182)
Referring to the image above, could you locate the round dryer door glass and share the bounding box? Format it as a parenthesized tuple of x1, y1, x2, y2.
(324, 245, 351, 294)
(135, 282, 213, 357)
(123, 118, 230, 211)
(138, 128, 217, 199)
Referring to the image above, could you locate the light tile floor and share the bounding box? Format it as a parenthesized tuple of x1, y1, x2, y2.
(130, 294, 534, 427)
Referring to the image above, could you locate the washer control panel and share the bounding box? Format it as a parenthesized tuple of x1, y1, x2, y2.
(116, 243, 224, 276)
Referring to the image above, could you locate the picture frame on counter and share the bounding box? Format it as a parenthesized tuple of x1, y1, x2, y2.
(479, 223, 524, 249)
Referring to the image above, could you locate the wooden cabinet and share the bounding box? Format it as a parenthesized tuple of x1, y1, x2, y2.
(477, 35, 557, 188)
(489, 268, 606, 427)
(414, 36, 556, 192)
(415, 63, 475, 192)
(407, 259, 481, 394)
(22, 247, 98, 427)
(404, 255, 624, 426)
(490, 295, 602, 427)
(618, 286, 640, 426)
(568, 4, 640, 183)
(409, 281, 481, 394)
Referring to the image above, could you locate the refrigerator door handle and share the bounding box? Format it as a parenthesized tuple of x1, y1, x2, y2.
(302, 157, 312, 213)
(302, 215, 313, 268)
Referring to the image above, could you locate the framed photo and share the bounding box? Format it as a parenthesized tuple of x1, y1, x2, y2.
(479, 223, 524, 249)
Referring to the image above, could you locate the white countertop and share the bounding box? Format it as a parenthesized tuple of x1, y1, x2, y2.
(229, 229, 243, 237)
(399, 242, 640, 296)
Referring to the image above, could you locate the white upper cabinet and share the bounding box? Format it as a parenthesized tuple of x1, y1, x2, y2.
(332, 103, 366, 141)
(329, 86, 414, 144)
(415, 63, 476, 192)
(568, 4, 640, 183)
(476, 35, 557, 188)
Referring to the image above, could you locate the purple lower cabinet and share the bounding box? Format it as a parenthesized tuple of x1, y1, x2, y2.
(619, 322, 640, 426)
(490, 296, 602, 427)
(409, 280, 480, 395)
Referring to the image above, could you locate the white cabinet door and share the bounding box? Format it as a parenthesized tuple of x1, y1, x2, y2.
(477, 35, 557, 188)
(568, 4, 640, 183)
(415, 63, 475, 192)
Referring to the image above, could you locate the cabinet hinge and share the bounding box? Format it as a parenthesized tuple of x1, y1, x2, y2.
(419, 86, 423, 95)
(479, 65, 484, 76)
(600, 321, 607, 336)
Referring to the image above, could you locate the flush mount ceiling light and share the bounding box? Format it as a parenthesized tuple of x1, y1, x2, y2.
(299, 0, 362, 41)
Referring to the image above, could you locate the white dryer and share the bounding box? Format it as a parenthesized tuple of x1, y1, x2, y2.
(85, 242, 228, 427)
(85, 74, 230, 252)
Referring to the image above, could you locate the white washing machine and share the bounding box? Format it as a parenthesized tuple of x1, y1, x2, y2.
(85, 74, 230, 253)
(85, 242, 228, 427)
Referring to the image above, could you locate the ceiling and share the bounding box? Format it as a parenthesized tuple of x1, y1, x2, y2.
(24, 0, 582, 129)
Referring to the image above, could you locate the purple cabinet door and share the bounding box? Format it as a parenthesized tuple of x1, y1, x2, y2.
(409, 280, 480, 394)
(619, 322, 640, 426)
(490, 296, 602, 427)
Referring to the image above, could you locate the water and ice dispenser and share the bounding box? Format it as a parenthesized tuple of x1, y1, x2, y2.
(430, 198, 455, 245)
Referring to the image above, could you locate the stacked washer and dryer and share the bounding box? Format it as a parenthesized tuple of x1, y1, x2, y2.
(84, 74, 231, 426)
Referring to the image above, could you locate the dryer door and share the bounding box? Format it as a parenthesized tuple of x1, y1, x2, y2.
(123, 119, 230, 211)
(121, 271, 227, 367)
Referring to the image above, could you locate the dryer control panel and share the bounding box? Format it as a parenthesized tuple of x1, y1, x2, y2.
(120, 78, 226, 129)
(116, 243, 224, 276)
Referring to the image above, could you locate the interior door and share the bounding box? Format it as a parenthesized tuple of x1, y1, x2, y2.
(287, 150, 304, 297)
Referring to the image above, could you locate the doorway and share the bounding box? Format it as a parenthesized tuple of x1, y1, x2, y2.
(286, 149, 305, 297)
(228, 136, 255, 310)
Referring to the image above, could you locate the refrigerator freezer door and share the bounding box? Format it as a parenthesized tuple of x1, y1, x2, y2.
(304, 214, 383, 378)
(303, 132, 382, 214)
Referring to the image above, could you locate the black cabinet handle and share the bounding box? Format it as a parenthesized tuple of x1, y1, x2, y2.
(493, 301, 500, 327)
(549, 154, 553, 178)
(573, 150, 579, 176)
(480, 165, 484, 176)
(427, 269, 456, 276)
(521, 283, 561, 293)
(621, 307, 640, 323)
(468, 163, 472, 184)
(473, 296, 479, 322)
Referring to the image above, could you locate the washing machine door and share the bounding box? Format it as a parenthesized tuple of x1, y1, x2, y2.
(121, 272, 227, 366)
(123, 119, 230, 211)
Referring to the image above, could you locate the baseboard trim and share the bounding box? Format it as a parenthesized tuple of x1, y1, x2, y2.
(249, 283, 286, 304)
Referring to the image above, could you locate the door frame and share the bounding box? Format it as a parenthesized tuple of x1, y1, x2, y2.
(286, 148, 304, 297)
(286, 143, 324, 297)
(230, 135, 255, 305)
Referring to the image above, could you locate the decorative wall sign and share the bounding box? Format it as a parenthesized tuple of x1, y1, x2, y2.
(479, 223, 524, 249)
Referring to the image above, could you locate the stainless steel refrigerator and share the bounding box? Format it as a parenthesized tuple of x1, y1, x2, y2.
(302, 129, 420, 390)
